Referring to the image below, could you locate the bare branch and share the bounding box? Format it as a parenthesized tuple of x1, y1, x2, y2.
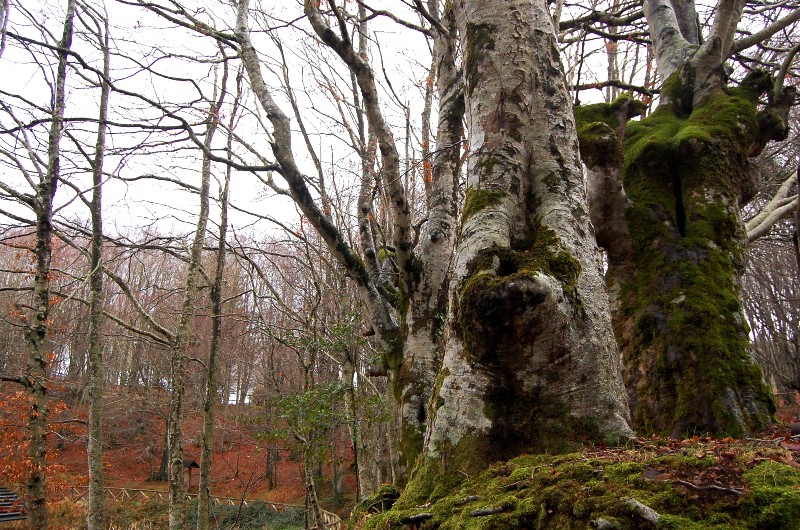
(733, 8, 800, 53)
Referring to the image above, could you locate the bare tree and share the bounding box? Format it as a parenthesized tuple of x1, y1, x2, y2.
(0, 1, 75, 526)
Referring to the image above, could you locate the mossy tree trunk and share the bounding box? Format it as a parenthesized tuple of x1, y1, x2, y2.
(586, 74, 782, 437)
(575, 0, 798, 438)
(409, 0, 633, 496)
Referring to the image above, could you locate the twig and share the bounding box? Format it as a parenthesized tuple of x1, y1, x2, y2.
(590, 518, 621, 529)
(673, 479, 744, 496)
(454, 495, 480, 506)
(399, 513, 433, 524)
(469, 506, 508, 517)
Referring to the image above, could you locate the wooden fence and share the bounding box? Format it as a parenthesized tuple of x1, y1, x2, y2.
(7, 486, 341, 529)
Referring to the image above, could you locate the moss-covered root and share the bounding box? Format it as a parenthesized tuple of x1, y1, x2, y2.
(355, 446, 800, 530)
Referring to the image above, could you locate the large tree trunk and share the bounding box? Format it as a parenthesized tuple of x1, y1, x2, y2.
(411, 0, 633, 493)
(603, 72, 778, 437)
(576, 0, 795, 437)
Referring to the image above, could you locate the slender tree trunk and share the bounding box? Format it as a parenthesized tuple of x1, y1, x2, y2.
(197, 65, 238, 530)
(794, 166, 800, 277)
(341, 352, 364, 499)
(152, 412, 169, 481)
(414, 0, 632, 494)
(303, 459, 324, 530)
(86, 10, 111, 530)
(331, 437, 342, 500)
(393, 2, 464, 479)
(24, 2, 74, 527)
(168, 92, 218, 530)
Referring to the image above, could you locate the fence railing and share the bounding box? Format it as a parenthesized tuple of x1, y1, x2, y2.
(7, 485, 342, 529)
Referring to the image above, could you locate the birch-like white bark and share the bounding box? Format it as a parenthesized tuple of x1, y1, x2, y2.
(669, 0, 700, 45)
(167, 90, 216, 530)
(426, 0, 632, 463)
(643, 0, 695, 79)
(397, 1, 463, 477)
(689, 0, 746, 87)
(746, 172, 798, 242)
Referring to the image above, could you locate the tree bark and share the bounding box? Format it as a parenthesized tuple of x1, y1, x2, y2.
(607, 75, 780, 436)
(86, 9, 111, 530)
(24, 2, 74, 527)
(392, 1, 464, 480)
(167, 86, 218, 530)
(197, 65, 237, 530)
(414, 0, 633, 492)
(587, 0, 786, 437)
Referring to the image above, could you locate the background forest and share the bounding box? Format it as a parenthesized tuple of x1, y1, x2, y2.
(0, 0, 798, 529)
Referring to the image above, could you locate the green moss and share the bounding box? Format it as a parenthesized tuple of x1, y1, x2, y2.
(376, 248, 395, 261)
(574, 94, 645, 168)
(455, 224, 581, 367)
(576, 121, 618, 167)
(461, 188, 506, 223)
(347, 484, 402, 529)
(740, 462, 800, 529)
(659, 67, 696, 114)
(617, 70, 776, 437)
(358, 448, 800, 530)
(744, 460, 800, 489)
(429, 366, 450, 416)
(574, 93, 644, 127)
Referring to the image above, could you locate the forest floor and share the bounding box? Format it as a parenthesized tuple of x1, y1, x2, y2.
(53, 412, 314, 503)
(353, 406, 800, 530)
(0, 385, 356, 528)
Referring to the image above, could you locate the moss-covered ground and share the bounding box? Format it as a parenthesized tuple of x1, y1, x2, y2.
(351, 433, 800, 529)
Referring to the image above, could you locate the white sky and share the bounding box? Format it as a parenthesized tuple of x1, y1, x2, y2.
(0, 0, 439, 245)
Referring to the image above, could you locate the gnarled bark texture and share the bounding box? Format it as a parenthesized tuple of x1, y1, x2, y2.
(581, 72, 779, 437)
(410, 0, 633, 494)
(572, 0, 794, 438)
(392, 3, 464, 479)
